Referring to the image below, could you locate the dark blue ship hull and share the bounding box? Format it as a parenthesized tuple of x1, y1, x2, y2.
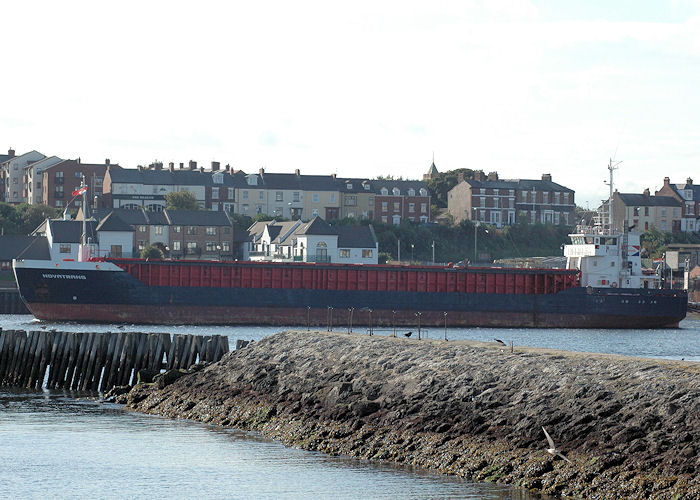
(13, 260, 687, 328)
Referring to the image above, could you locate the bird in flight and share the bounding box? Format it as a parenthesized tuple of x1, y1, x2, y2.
(542, 427, 572, 464)
(494, 338, 506, 346)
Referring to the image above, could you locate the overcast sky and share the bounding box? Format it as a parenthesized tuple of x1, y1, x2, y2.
(2, 0, 699, 207)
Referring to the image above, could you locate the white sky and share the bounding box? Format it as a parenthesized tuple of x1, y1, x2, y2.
(2, 0, 700, 207)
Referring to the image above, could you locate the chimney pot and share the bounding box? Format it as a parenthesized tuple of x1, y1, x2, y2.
(458, 173, 465, 183)
(487, 171, 498, 181)
(664, 176, 671, 185)
(8, 148, 15, 157)
(179, 162, 184, 169)
(295, 169, 300, 176)
(687, 177, 693, 185)
(189, 160, 197, 170)
(105, 158, 110, 165)
(643, 188, 650, 196)
(211, 161, 220, 171)
(541, 173, 552, 182)
(169, 163, 174, 172)
(259, 167, 265, 175)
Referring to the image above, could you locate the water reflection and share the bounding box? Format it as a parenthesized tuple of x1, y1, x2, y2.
(0, 390, 531, 499)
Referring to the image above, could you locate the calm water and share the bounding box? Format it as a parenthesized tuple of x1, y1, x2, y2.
(1, 315, 698, 499)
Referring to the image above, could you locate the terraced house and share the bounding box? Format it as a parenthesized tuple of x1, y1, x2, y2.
(447, 172, 575, 227)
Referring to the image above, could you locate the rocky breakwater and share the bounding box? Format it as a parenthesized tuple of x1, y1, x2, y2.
(122, 331, 699, 499)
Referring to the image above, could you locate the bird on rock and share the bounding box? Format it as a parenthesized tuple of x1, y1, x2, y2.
(494, 338, 506, 346)
(542, 426, 572, 464)
(404, 331, 412, 337)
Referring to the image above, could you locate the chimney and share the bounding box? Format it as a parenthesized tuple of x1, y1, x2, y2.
(475, 171, 486, 182)
(332, 173, 337, 179)
(169, 162, 175, 172)
(200, 167, 205, 173)
(8, 148, 15, 157)
(457, 172, 465, 183)
(541, 173, 552, 182)
(179, 162, 184, 169)
(155, 162, 163, 170)
(487, 171, 498, 181)
(663, 176, 671, 187)
(188, 160, 197, 170)
(225, 164, 231, 173)
(643, 188, 650, 196)
(77, 157, 81, 164)
(259, 167, 265, 175)
(211, 161, 220, 171)
(687, 177, 693, 185)
(295, 168, 300, 176)
(105, 158, 110, 166)
(138, 165, 144, 172)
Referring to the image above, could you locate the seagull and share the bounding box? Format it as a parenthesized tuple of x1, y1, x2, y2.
(494, 338, 506, 346)
(404, 331, 412, 338)
(542, 426, 572, 464)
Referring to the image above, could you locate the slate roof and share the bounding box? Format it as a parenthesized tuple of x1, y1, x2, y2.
(23, 155, 62, 171)
(462, 178, 573, 192)
(270, 221, 301, 244)
(96, 212, 135, 232)
(616, 193, 682, 207)
(337, 225, 377, 249)
(47, 220, 98, 243)
(41, 159, 113, 172)
(369, 179, 429, 194)
(0, 150, 44, 166)
(107, 166, 245, 187)
(294, 216, 338, 236)
(0, 235, 51, 261)
(164, 209, 231, 226)
(672, 183, 700, 201)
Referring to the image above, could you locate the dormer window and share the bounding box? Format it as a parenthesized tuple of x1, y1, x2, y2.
(408, 188, 415, 196)
(392, 187, 400, 196)
(363, 183, 370, 190)
(346, 183, 353, 190)
(213, 173, 223, 184)
(381, 187, 388, 195)
(419, 188, 427, 196)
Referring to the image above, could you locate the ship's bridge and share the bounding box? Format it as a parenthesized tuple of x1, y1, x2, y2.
(564, 234, 620, 258)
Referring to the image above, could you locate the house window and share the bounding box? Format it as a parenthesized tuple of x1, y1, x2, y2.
(173, 241, 181, 251)
(521, 191, 528, 202)
(187, 226, 197, 235)
(381, 216, 388, 223)
(276, 191, 283, 202)
(312, 193, 320, 203)
(346, 183, 353, 190)
(645, 207, 649, 216)
(212, 187, 219, 199)
(222, 242, 230, 252)
(480, 188, 485, 194)
(408, 188, 415, 196)
(554, 192, 560, 204)
(368, 196, 374, 204)
(138, 240, 147, 251)
(421, 203, 427, 212)
(345, 195, 357, 206)
(110, 245, 122, 258)
(155, 226, 163, 235)
(242, 204, 248, 214)
(259, 191, 264, 200)
(480, 197, 485, 208)
(206, 226, 217, 235)
(393, 202, 400, 211)
(242, 190, 249, 200)
(330, 193, 336, 203)
(228, 188, 234, 199)
(381, 188, 388, 195)
(55, 200, 63, 207)
(362, 249, 373, 258)
(138, 225, 147, 233)
(634, 207, 639, 216)
(392, 187, 400, 195)
(312, 208, 319, 217)
(543, 192, 549, 204)
(186, 242, 198, 250)
(206, 242, 217, 252)
(339, 249, 350, 258)
(382, 202, 388, 212)
(173, 226, 181, 233)
(60, 244, 71, 253)
(293, 192, 300, 202)
(409, 203, 415, 212)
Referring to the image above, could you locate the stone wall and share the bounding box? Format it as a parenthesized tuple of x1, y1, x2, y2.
(123, 331, 699, 499)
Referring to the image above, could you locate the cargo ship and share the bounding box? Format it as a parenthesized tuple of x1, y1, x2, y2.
(10, 165, 688, 328)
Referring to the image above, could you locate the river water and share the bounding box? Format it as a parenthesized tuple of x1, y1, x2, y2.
(1, 315, 698, 499)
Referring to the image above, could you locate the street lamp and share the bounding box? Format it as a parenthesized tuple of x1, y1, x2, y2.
(411, 243, 414, 262)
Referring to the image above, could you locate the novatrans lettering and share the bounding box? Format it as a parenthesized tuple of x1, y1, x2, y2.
(41, 274, 87, 280)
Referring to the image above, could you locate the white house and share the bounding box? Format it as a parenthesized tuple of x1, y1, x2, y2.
(2, 150, 46, 204)
(25, 156, 62, 204)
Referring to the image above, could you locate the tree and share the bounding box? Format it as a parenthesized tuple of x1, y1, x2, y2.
(16, 204, 62, 234)
(140, 245, 164, 260)
(165, 191, 199, 210)
(426, 168, 481, 208)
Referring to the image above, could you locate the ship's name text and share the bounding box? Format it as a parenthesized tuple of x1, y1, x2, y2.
(41, 273, 87, 280)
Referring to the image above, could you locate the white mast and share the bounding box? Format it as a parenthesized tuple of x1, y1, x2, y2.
(606, 158, 622, 232)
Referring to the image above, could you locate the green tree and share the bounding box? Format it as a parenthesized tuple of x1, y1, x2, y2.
(140, 245, 164, 260)
(165, 191, 199, 210)
(16, 203, 62, 234)
(426, 168, 481, 208)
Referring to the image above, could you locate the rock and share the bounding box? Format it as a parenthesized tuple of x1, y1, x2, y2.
(121, 330, 700, 499)
(137, 369, 159, 384)
(153, 369, 188, 389)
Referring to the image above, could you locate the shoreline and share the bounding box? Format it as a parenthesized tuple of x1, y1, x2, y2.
(114, 331, 697, 498)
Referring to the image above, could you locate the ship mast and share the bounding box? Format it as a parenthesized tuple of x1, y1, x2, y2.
(606, 158, 622, 233)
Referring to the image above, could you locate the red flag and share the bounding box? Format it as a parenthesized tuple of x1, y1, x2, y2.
(72, 186, 87, 197)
